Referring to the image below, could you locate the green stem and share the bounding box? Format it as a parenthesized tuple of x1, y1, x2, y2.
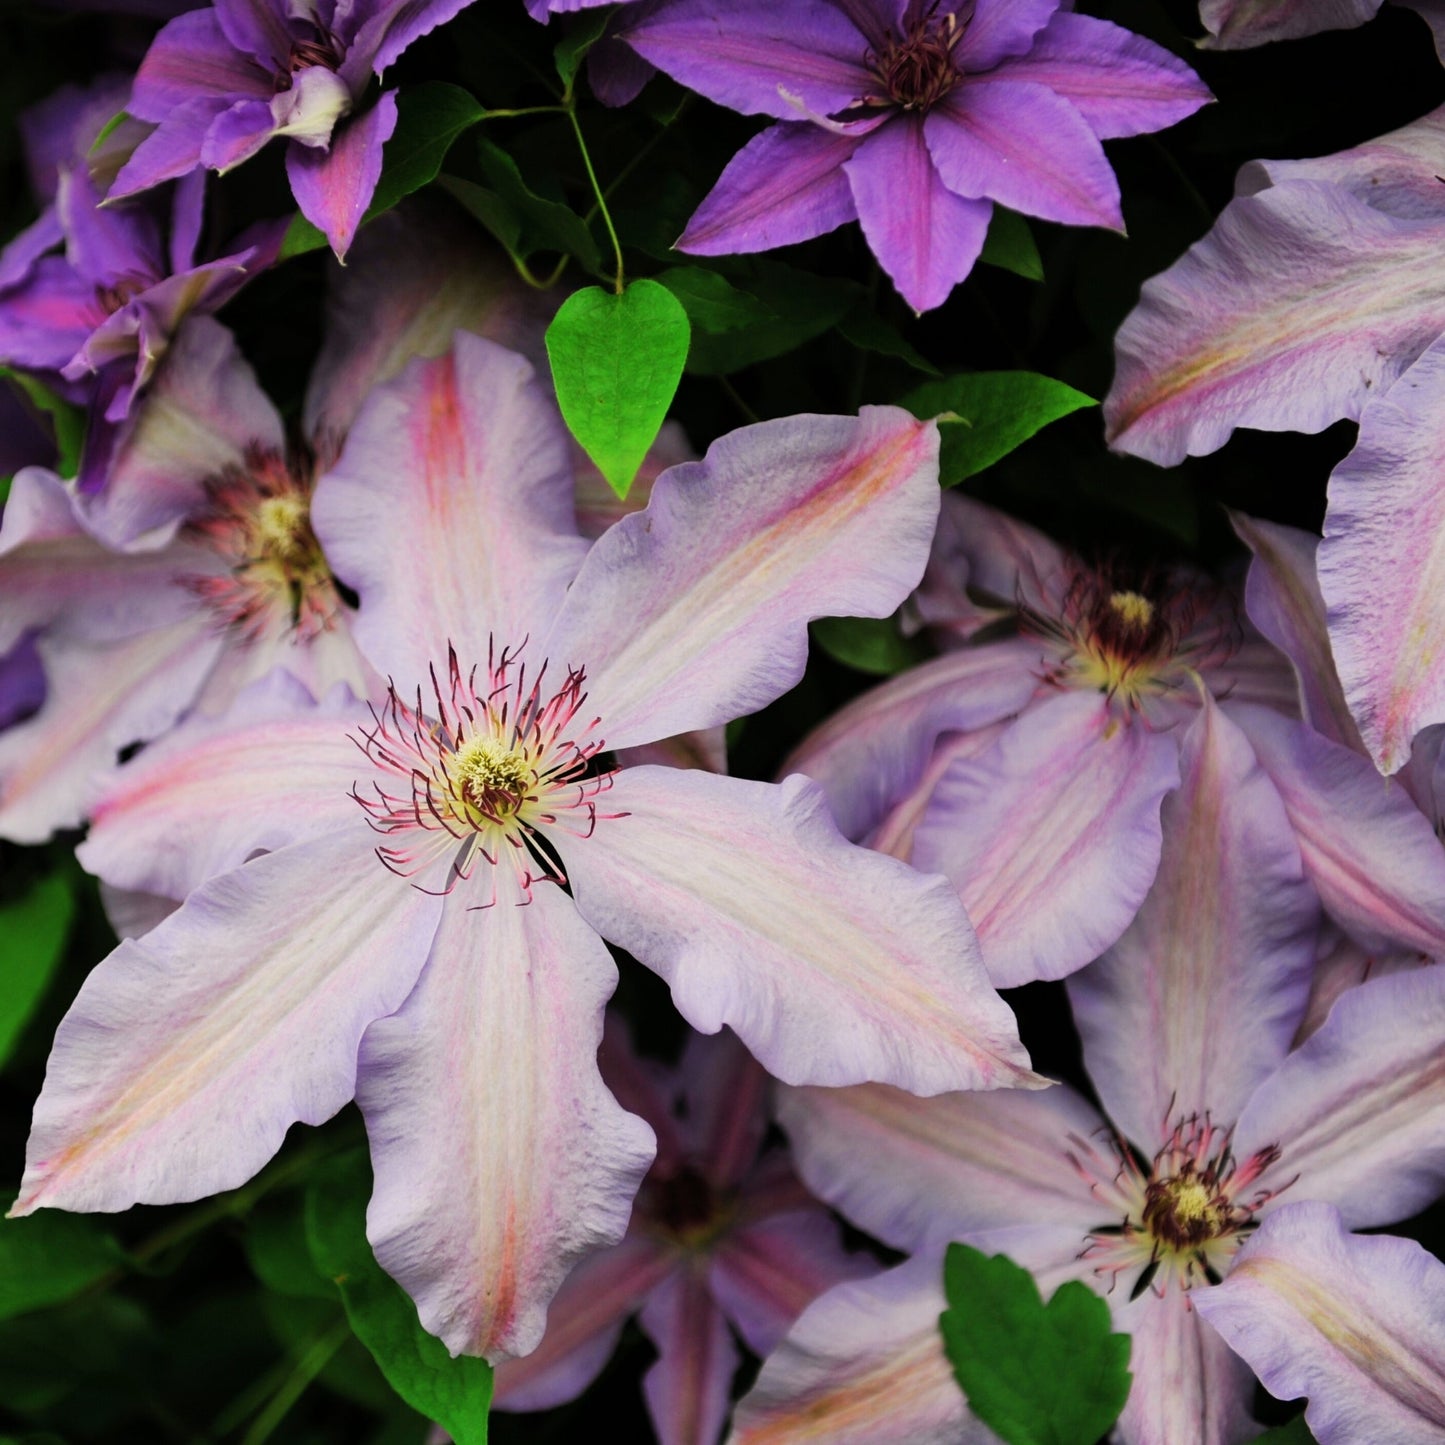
(567, 105, 625, 294)
(719, 375, 760, 425)
(481, 104, 566, 120)
(239, 1321, 351, 1445)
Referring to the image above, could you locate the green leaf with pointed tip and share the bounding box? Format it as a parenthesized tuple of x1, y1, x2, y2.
(835, 304, 939, 376)
(940, 1242, 1131, 1445)
(683, 262, 853, 374)
(901, 372, 1095, 487)
(656, 266, 778, 335)
(306, 1152, 492, 1444)
(280, 82, 488, 259)
(0, 1193, 125, 1321)
(0, 870, 74, 1070)
(0, 369, 84, 480)
(546, 279, 690, 499)
(554, 9, 613, 89)
(979, 207, 1043, 281)
(811, 612, 929, 676)
(474, 138, 603, 272)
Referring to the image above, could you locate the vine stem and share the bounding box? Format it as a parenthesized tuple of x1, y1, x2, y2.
(567, 104, 625, 294)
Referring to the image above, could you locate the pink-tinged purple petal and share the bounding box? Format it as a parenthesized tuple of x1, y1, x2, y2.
(587, 35, 656, 108)
(169, 171, 207, 275)
(926, 79, 1122, 229)
(313, 334, 588, 690)
(1199, 0, 1382, 48)
(1292, 928, 1430, 1047)
(781, 638, 1040, 844)
(954, 0, 1057, 68)
(914, 692, 1182, 988)
(108, 100, 221, 197)
(0, 616, 221, 844)
(597, 1013, 689, 1173)
(199, 98, 283, 173)
(1227, 702, 1445, 960)
(548, 407, 940, 751)
(0, 634, 45, 729)
(1320, 336, 1445, 772)
(20, 75, 133, 203)
(672, 1028, 769, 1186)
(99, 883, 179, 941)
(711, 1208, 875, 1358)
(358, 882, 656, 1361)
(727, 1253, 976, 1445)
(304, 204, 554, 445)
(926, 491, 1068, 616)
(58, 161, 158, 284)
(1234, 966, 1445, 1229)
(1105, 179, 1445, 466)
(211, 0, 290, 68)
(348, 0, 484, 78)
(622, 0, 874, 122)
(871, 726, 1007, 861)
(844, 117, 993, 313)
(1196, 1203, 1445, 1445)
(285, 91, 398, 261)
(563, 767, 1039, 1096)
(1233, 512, 1362, 751)
(0, 208, 64, 292)
(78, 676, 366, 897)
(994, 11, 1210, 140)
(0, 256, 106, 371)
(677, 123, 860, 257)
(12, 831, 440, 1215)
(1112, 1287, 1256, 1445)
(778, 1080, 1106, 1254)
(1069, 696, 1319, 1147)
(637, 1269, 738, 1445)
(493, 1237, 675, 1411)
(128, 9, 275, 121)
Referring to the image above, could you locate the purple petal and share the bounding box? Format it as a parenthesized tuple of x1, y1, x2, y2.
(108, 100, 221, 198)
(211, 0, 290, 68)
(915, 692, 1182, 987)
(562, 767, 1039, 1095)
(357, 883, 656, 1360)
(1228, 702, 1445, 960)
(1234, 966, 1445, 1229)
(1069, 696, 1320, 1147)
(0, 208, 64, 293)
(994, 11, 1210, 140)
(0, 634, 45, 730)
(844, 117, 993, 313)
(1199, 0, 1381, 48)
(926, 79, 1122, 228)
(637, 1271, 738, 1445)
(13, 832, 440, 1215)
(957, 0, 1058, 71)
(286, 91, 398, 261)
(1196, 1202, 1445, 1445)
(199, 98, 283, 173)
(128, 9, 275, 121)
(347, 0, 486, 78)
(546, 407, 941, 751)
(312, 333, 588, 692)
(0, 256, 106, 371)
(677, 123, 860, 256)
(622, 0, 874, 122)
(1321, 335, 1445, 771)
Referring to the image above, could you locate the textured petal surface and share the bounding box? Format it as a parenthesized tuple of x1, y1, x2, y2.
(1196, 1202, 1445, 1445)
(313, 333, 589, 691)
(286, 92, 398, 261)
(1069, 697, 1319, 1147)
(358, 882, 656, 1361)
(14, 831, 439, 1215)
(563, 767, 1038, 1095)
(547, 408, 940, 751)
(128, 9, 273, 120)
(913, 692, 1182, 987)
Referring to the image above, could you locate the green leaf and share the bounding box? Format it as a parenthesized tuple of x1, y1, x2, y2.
(835, 304, 940, 376)
(0, 369, 84, 479)
(0, 870, 74, 1070)
(811, 612, 928, 676)
(0, 1193, 124, 1321)
(979, 207, 1043, 282)
(474, 138, 603, 272)
(545, 278, 690, 499)
(245, 1198, 336, 1302)
(437, 176, 524, 255)
(306, 1153, 492, 1444)
(1253, 1419, 1317, 1444)
(940, 1242, 1131, 1445)
(684, 262, 854, 374)
(280, 82, 488, 259)
(901, 371, 1096, 487)
(554, 9, 613, 90)
(656, 266, 778, 335)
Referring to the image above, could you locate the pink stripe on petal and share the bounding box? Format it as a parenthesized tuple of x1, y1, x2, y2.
(638, 1268, 739, 1445)
(286, 92, 397, 262)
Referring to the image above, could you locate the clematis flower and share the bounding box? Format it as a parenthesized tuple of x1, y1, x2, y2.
(109, 0, 477, 258)
(490, 1020, 873, 1445)
(734, 695, 1445, 1444)
(13, 330, 1036, 1367)
(1195, 0, 1425, 47)
(619, 0, 1209, 313)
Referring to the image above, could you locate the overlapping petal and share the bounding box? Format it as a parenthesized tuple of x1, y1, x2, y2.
(1198, 0, 1382, 48)
(638, 1270, 739, 1445)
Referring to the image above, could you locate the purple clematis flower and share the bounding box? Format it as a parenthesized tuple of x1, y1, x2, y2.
(619, 0, 1209, 313)
(733, 695, 1445, 1444)
(12, 329, 1036, 1366)
(489, 1019, 873, 1445)
(109, 0, 477, 257)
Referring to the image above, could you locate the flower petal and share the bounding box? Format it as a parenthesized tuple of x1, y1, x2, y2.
(128, 9, 274, 121)
(637, 1270, 739, 1445)
(958, 0, 1058, 71)
(12, 831, 439, 1215)
(1199, 0, 1381, 48)
(312, 331, 589, 691)
(357, 881, 656, 1360)
(1069, 696, 1319, 1146)
(1195, 1202, 1445, 1445)
(285, 92, 398, 261)
(913, 691, 1182, 988)
(547, 407, 940, 751)
(562, 767, 1039, 1095)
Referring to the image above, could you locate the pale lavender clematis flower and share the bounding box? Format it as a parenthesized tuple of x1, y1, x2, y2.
(490, 1019, 873, 1445)
(1195, 0, 1445, 49)
(109, 0, 476, 257)
(736, 697, 1445, 1444)
(786, 493, 1302, 987)
(619, 0, 1209, 313)
(14, 331, 1036, 1366)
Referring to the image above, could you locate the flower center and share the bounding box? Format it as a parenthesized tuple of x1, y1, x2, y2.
(1070, 1113, 1288, 1299)
(352, 641, 619, 902)
(642, 1165, 738, 1251)
(181, 448, 340, 643)
(832, 1, 971, 120)
(284, 22, 343, 76)
(94, 270, 152, 315)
